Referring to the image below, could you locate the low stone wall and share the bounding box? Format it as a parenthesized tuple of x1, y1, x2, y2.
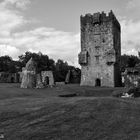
(0, 72, 20, 83)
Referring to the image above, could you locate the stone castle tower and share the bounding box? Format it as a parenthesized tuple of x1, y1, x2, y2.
(78, 10, 121, 87)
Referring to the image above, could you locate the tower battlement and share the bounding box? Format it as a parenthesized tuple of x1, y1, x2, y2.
(81, 10, 120, 30)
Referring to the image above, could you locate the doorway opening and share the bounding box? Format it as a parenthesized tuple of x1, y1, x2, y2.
(44, 76, 49, 85)
(95, 78, 101, 87)
(11, 77, 14, 83)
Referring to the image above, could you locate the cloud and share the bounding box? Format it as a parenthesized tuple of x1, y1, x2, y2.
(126, 0, 140, 9)
(121, 19, 140, 56)
(0, 0, 30, 60)
(1, 0, 30, 10)
(0, 0, 29, 56)
(0, 0, 29, 37)
(0, 8, 27, 37)
(0, 0, 80, 67)
(0, 44, 19, 58)
(10, 27, 80, 66)
(1, 0, 139, 67)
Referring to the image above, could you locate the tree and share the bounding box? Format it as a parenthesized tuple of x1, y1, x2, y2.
(54, 59, 69, 82)
(127, 57, 137, 67)
(0, 56, 16, 73)
(18, 51, 54, 73)
(0, 52, 81, 83)
(120, 54, 140, 71)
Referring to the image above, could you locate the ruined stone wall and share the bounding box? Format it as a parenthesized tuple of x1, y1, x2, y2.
(20, 58, 37, 88)
(0, 72, 20, 83)
(20, 69, 36, 88)
(79, 11, 121, 87)
(124, 68, 140, 88)
(41, 71, 54, 86)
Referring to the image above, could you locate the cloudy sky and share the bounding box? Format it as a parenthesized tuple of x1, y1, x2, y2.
(0, 0, 140, 66)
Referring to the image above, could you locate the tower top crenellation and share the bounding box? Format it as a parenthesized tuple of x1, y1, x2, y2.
(81, 10, 120, 30)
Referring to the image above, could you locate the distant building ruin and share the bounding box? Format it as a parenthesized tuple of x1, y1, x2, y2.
(20, 58, 36, 88)
(124, 53, 140, 88)
(65, 69, 81, 84)
(41, 71, 54, 86)
(21, 58, 54, 88)
(124, 66, 140, 88)
(0, 72, 19, 83)
(79, 10, 121, 87)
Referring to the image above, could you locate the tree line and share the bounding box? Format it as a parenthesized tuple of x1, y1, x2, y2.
(0, 52, 140, 81)
(120, 54, 140, 72)
(0, 52, 81, 82)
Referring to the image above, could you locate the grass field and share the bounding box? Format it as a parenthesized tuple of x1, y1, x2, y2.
(0, 83, 140, 140)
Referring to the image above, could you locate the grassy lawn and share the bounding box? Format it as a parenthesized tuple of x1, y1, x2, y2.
(0, 83, 140, 140)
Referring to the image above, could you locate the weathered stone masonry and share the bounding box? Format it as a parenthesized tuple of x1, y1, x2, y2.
(79, 11, 121, 87)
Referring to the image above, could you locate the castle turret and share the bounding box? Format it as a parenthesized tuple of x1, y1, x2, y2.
(79, 10, 121, 87)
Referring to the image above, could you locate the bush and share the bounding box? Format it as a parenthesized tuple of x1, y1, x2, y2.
(112, 87, 140, 98)
(128, 87, 140, 97)
(112, 90, 123, 97)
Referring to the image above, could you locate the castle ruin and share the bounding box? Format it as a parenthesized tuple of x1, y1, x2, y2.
(79, 10, 121, 87)
(20, 58, 54, 88)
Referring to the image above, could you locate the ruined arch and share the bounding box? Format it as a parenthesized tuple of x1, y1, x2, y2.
(44, 76, 49, 85)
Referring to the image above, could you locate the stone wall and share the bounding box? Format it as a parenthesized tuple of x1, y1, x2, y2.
(20, 58, 37, 88)
(41, 71, 54, 86)
(20, 59, 54, 88)
(0, 72, 19, 83)
(65, 70, 81, 84)
(79, 11, 121, 87)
